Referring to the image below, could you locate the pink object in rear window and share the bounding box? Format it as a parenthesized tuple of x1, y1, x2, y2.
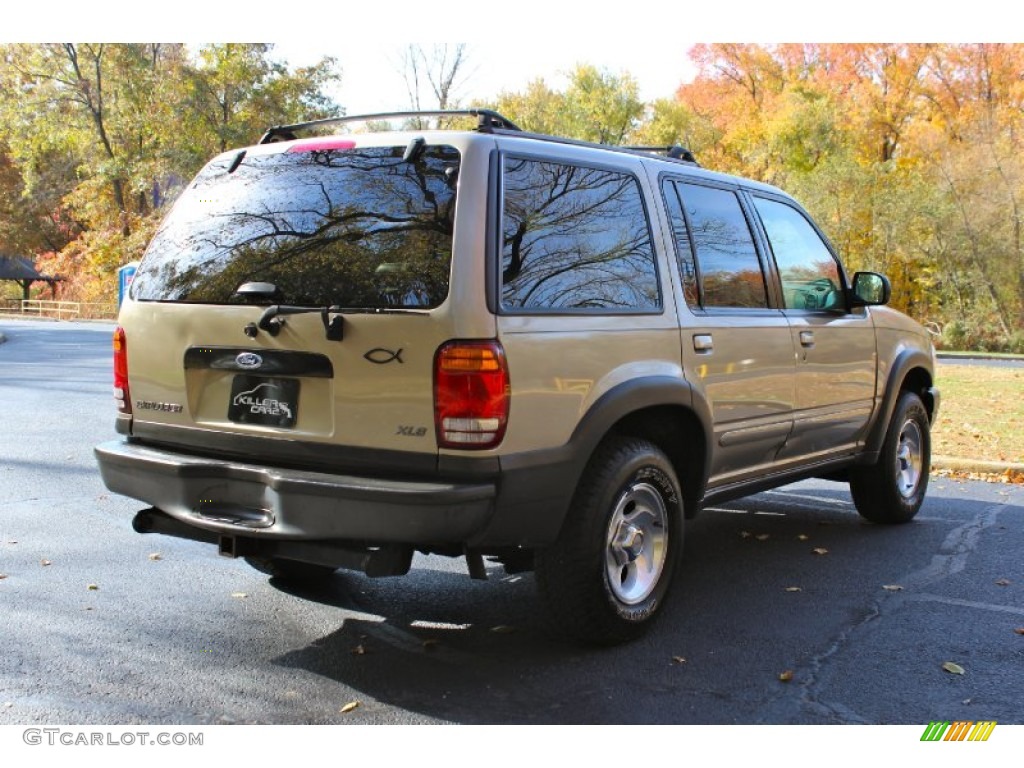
(286, 137, 357, 153)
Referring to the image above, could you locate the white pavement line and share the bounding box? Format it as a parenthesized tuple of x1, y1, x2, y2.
(903, 593, 1024, 617)
(704, 507, 786, 516)
(765, 490, 852, 506)
(901, 503, 1005, 589)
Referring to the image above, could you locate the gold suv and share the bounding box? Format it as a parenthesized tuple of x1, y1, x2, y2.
(95, 110, 940, 645)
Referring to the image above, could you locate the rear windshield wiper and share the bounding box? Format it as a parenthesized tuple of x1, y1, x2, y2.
(248, 304, 344, 341)
(234, 282, 343, 341)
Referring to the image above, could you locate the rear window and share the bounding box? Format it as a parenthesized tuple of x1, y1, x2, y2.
(131, 144, 460, 309)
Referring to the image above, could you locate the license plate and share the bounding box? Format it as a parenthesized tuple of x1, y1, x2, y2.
(228, 375, 299, 428)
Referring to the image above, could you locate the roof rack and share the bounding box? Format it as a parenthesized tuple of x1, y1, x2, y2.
(257, 110, 701, 167)
(622, 145, 699, 164)
(258, 109, 522, 144)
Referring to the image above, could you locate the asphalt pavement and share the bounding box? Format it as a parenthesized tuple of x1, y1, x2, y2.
(0, 318, 1021, 739)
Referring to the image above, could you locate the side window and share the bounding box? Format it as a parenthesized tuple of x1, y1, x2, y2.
(501, 157, 660, 311)
(753, 197, 842, 311)
(676, 183, 768, 309)
(661, 180, 699, 306)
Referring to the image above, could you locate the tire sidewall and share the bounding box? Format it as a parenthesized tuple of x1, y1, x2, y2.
(883, 393, 931, 520)
(595, 448, 683, 626)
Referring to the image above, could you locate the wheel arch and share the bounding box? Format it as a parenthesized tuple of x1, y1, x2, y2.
(864, 348, 937, 460)
(477, 376, 713, 548)
(568, 377, 712, 520)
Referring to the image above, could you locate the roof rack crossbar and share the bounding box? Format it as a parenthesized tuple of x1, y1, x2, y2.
(258, 109, 522, 144)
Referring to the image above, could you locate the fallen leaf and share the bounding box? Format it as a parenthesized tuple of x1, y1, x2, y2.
(784, 586, 802, 592)
(812, 548, 829, 556)
(671, 656, 687, 664)
(40, 559, 51, 567)
(148, 553, 162, 561)
(339, 701, 360, 714)
(0, 574, 7, 580)
(230, 592, 247, 599)
(995, 578, 1010, 586)
(755, 534, 770, 541)
(1013, 628, 1024, 636)
(882, 584, 904, 591)
(797, 534, 809, 541)
(778, 670, 794, 682)
(942, 661, 966, 675)
(86, 584, 99, 591)
(351, 644, 366, 655)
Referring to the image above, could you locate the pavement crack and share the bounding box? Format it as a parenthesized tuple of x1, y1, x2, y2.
(759, 502, 1009, 724)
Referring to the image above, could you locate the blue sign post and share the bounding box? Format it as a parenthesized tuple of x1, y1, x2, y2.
(117, 262, 139, 309)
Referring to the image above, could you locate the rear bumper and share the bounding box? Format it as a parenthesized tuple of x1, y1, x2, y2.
(95, 439, 496, 544)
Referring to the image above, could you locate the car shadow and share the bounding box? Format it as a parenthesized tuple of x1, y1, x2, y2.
(265, 483, 985, 724)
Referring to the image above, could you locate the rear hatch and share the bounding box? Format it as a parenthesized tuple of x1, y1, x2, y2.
(118, 134, 489, 474)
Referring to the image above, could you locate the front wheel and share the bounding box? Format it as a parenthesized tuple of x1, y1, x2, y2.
(535, 437, 684, 646)
(850, 391, 931, 524)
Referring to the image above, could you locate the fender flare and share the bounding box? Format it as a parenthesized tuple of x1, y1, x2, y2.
(864, 347, 935, 458)
(568, 375, 714, 491)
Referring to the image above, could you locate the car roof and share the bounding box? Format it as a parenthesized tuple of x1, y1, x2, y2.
(233, 108, 792, 201)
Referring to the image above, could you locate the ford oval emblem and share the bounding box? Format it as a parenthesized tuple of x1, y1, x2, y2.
(235, 352, 263, 370)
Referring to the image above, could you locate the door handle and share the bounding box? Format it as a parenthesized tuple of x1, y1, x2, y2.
(693, 334, 714, 353)
(799, 331, 815, 347)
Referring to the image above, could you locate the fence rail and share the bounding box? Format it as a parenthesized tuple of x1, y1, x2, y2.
(0, 299, 117, 320)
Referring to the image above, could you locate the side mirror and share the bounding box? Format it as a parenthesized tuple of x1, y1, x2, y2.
(851, 272, 891, 307)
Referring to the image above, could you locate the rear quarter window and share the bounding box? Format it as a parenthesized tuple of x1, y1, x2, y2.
(500, 156, 660, 313)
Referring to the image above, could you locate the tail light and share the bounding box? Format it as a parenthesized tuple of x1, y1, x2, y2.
(434, 340, 509, 449)
(113, 326, 131, 414)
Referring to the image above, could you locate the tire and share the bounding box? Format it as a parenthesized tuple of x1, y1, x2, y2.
(535, 437, 684, 646)
(850, 391, 931, 524)
(244, 556, 336, 584)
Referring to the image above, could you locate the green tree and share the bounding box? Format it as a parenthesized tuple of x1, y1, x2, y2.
(494, 65, 644, 144)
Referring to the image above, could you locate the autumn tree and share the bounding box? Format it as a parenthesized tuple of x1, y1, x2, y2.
(0, 43, 340, 304)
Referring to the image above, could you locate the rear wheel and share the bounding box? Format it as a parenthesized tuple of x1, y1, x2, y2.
(850, 391, 931, 524)
(535, 437, 683, 646)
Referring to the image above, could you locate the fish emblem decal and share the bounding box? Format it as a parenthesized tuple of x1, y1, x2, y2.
(363, 348, 404, 365)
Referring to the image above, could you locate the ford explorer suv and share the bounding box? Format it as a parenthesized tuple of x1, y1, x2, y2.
(95, 109, 940, 645)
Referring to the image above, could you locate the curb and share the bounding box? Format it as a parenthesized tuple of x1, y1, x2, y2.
(932, 455, 1024, 475)
(0, 313, 115, 324)
(937, 352, 1024, 362)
